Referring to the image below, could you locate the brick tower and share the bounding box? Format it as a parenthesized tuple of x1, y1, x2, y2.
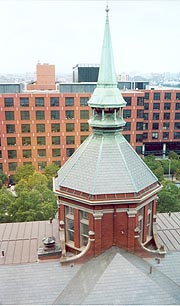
(54, 6, 164, 263)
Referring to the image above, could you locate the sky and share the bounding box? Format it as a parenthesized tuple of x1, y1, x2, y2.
(0, 0, 180, 75)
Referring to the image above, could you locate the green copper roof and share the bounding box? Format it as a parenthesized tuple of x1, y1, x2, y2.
(88, 6, 126, 108)
(54, 132, 159, 195)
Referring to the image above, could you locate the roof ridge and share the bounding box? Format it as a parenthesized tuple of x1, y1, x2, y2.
(91, 134, 104, 194)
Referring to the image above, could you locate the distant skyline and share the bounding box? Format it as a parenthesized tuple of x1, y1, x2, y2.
(0, 0, 180, 75)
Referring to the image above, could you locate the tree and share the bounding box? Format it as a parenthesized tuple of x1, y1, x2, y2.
(0, 187, 15, 222)
(14, 164, 35, 183)
(168, 151, 179, 160)
(12, 172, 57, 222)
(144, 155, 164, 181)
(157, 181, 180, 213)
(0, 171, 8, 188)
(44, 163, 59, 190)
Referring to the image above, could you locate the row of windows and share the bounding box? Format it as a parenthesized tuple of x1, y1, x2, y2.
(1, 148, 61, 159)
(4, 97, 89, 107)
(3, 134, 89, 147)
(123, 121, 176, 132)
(0, 160, 60, 171)
(124, 131, 180, 144)
(144, 92, 180, 101)
(4, 110, 89, 121)
(4, 123, 89, 134)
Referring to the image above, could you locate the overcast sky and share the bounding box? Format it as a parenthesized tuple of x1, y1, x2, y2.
(0, 0, 180, 75)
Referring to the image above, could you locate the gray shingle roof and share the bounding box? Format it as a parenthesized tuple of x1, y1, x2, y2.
(55, 132, 158, 195)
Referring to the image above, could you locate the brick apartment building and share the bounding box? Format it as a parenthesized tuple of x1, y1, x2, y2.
(1, 71, 180, 179)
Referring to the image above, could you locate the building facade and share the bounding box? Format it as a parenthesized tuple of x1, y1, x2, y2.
(1, 87, 180, 177)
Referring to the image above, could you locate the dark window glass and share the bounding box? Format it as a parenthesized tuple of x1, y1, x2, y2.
(176, 103, 180, 110)
(80, 97, 89, 106)
(0, 163, 2, 171)
(37, 136, 46, 145)
(21, 124, 30, 133)
(36, 111, 45, 120)
(66, 148, 75, 157)
(164, 113, 170, 120)
(35, 97, 44, 107)
(153, 92, 160, 100)
(37, 149, 46, 158)
(52, 136, 60, 145)
(36, 124, 45, 133)
(152, 113, 159, 120)
(143, 132, 148, 139)
(51, 110, 60, 120)
(0, 151, 2, 159)
(66, 110, 74, 119)
(152, 123, 159, 130)
(174, 132, 180, 139)
(7, 137, 16, 146)
(164, 92, 171, 100)
(5, 111, 14, 120)
(8, 150, 17, 159)
(22, 137, 31, 146)
(176, 93, 180, 100)
(163, 132, 169, 139)
(66, 123, 74, 132)
(4, 97, 14, 107)
(144, 103, 149, 110)
(143, 123, 148, 130)
(38, 161, 47, 170)
(65, 97, 74, 106)
(136, 146, 142, 154)
(144, 93, 149, 100)
(174, 122, 180, 130)
(123, 110, 131, 118)
(50, 97, 59, 106)
(137, 110, 144, 118)
(164, 103, 171, 110)
(23, 150, 32, 158)
(21, 111, 30, 120)
(66, 136, 75, 144)
(152, 132, 158, 139)
(163, 122, 169, 130)
(124, 134, 130, 142)
(8, 162, 17, 171)
(51, 123, 60, 132)
(80, 135, 88, 144)
(137, 97, 144, 106)
(52, 148, 61, 157)
(6, 124, 15, 134)
(80, 110, 89, 119)
(136, 134, 143, 142)
(153, 103, 160, 110)
(136, 122, 143, 130)
(20, 97, 29, 107)
(53, 160, 61, 167)
(80, 123, 89, 132)
(144, 113, 148, 120)
(175, 113, 180, 120)
(123, 97, 131, 106)
(123, 122, 131, 131)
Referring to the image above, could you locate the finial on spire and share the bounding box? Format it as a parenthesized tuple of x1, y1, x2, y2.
(106, 2, 109, 21)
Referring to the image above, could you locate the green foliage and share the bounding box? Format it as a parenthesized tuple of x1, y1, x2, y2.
(0, 171, 57, 223)
(12, 172, 57, 222)
(0, 187, 15, 222)
(0, 171, 8, 188)
(44, 163, 59, 190)
(168, 151, 179, 160)
(157, 181, 180, 213)
(143, 155, 164, 181)
(14, 164, 35, 183)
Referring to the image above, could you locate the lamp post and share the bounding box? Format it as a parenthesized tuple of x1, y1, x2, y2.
(168, 158, 171, 180)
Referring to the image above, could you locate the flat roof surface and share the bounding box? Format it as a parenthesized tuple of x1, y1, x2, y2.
(0, 219, 60, 265)
(157, 212, 180, 251)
